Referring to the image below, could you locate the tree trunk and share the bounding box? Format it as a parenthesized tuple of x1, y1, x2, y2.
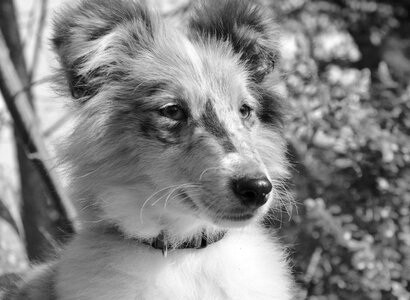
(0, 0, 73, 262)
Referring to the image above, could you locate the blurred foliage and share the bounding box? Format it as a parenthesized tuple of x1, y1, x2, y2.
(273, 0, 410, 299)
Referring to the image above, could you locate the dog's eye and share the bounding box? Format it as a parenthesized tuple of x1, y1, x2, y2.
(159, 104, 186, 121)
(239, 104, 252, 119)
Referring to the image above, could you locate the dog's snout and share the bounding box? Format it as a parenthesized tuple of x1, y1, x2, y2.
(232, 177, 272, 208)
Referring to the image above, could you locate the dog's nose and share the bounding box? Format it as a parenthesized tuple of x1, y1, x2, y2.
(232, 177, 272, 208)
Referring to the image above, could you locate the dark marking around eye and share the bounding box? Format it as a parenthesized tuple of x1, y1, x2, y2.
(255, 88, 285, 128)
(139, 116, 182, 145)
(201, 100, 236, 152)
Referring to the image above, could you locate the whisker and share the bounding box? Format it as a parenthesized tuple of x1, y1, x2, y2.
(140, 183, 200, 223)
(166, 190, 202, 208)
(150, 184, 200, 206)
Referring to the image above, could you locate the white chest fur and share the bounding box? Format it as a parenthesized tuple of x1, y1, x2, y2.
(55, 227, 292, 300)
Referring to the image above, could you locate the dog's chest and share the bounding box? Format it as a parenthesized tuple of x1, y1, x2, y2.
(56, 232, 292, 300)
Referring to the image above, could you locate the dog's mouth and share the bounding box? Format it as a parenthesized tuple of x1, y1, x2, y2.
(179, 189, 258, 224)
(218, 213, 254, 222)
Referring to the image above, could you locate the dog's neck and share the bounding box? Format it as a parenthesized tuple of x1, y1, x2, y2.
(104, 225, 226, 256)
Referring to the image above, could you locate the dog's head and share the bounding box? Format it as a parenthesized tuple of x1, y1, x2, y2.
(53, 0, 288, 238)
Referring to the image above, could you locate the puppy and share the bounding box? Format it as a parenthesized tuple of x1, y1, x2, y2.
(8, 0, 295, 299)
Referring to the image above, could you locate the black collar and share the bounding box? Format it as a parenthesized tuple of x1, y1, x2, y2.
(107, 227, 226, 256)
(142, 230, 226, 256)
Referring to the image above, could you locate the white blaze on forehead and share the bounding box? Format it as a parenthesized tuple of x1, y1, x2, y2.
(221, 153, 242, 169)
(181, 38, 203, 73)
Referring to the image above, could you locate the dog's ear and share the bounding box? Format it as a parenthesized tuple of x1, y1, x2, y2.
(189, 0, 279, 83)
(52, 0, 157, 101)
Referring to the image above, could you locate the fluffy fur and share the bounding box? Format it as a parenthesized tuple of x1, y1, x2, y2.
(6, 0, 295, 299)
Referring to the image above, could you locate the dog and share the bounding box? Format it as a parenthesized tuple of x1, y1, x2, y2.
(4, 0, 295, 299)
